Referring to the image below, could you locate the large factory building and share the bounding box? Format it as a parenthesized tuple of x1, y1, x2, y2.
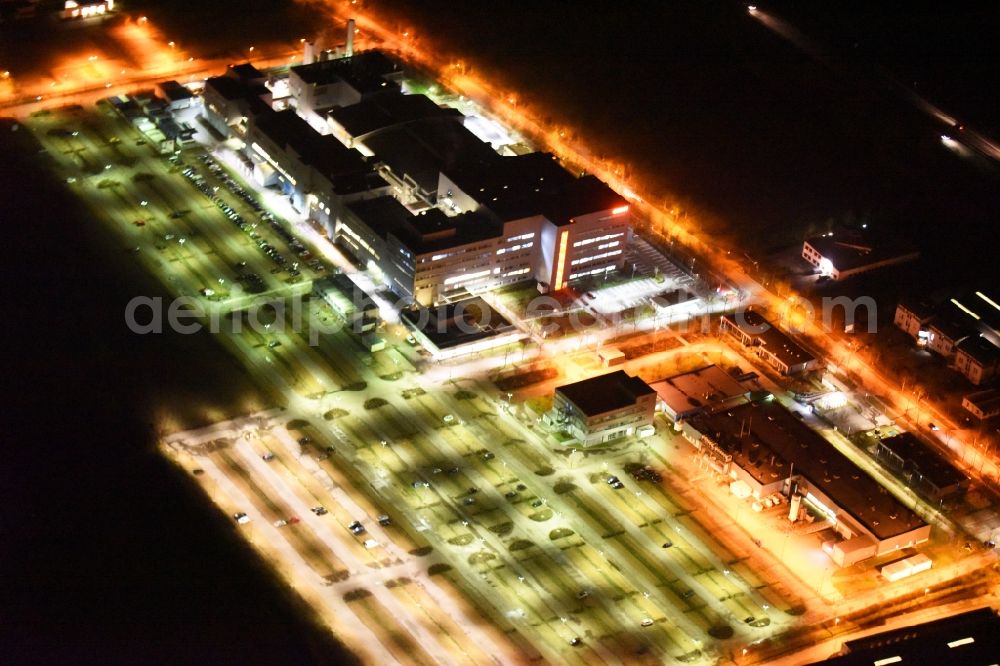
(201, 46, 633, 307)
(681, 399, 930, 567)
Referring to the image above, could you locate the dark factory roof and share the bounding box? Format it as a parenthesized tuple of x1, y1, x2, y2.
(541, 175, 627, 226)
(444, 152, 573, 218)
(344, 196, 504, 255)
(443, 152, 626, 224)
(398, 208, 503, 254)
(252, 109, 369, 185)
(291, 50, 401, 95)
(650, 365, 748, 418)
(327, 91, 461, 139)
(204, 75, 258, 101)
(362, 117, 499, 195)
(690, 400, 925, 541)
(227, 63, 265, 83)
(156, 80, 194, 103)
(876, 432, 967, 492)
(345, 196, 412, 238)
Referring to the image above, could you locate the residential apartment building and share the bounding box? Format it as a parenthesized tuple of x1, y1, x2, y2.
(897, 291, 1000, 358)
(954, 336, 1000, 386)
(962, 389, 1000, 420)
(926, 316, 973, 359)
(894, 297, 936, 341)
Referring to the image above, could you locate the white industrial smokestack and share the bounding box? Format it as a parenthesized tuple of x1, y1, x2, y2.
(788, 493, 801, 523)
(346, 18, 355, 57)
(303, 40, 316, 65)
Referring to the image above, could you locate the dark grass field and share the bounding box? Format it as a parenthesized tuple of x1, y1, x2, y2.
(0, 122, 357, 665)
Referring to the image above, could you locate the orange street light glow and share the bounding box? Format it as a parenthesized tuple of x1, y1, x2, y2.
(315, 0, 1000, 490)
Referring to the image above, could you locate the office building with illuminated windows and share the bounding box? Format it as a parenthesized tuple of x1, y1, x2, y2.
(200, 50, 633, 305)
(334, 151, 630, 306)
(436, 151, 630, 294)
(552, 371, 657, 445)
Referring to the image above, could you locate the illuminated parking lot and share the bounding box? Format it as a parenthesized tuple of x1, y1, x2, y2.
(27, 102, 804, 664)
